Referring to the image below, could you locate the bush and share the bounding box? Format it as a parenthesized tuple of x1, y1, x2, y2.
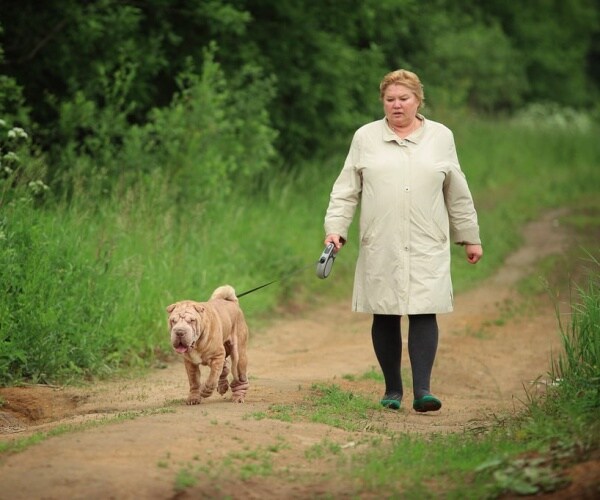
(118, 47, 278, 205)
(56, 45, 279, 206)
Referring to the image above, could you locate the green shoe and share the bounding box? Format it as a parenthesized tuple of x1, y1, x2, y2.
(412, 395, 442, 413)
(380, 392, 402, 410)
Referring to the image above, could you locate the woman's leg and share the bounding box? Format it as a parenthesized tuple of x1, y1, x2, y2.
(371, 314, 402, 399)
(408, 314, 438, 400)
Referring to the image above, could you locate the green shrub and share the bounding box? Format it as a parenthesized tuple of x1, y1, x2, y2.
(59, 45, 278, 206)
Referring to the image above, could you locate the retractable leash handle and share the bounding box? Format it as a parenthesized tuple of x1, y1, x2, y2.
(316, 243, 337, 279)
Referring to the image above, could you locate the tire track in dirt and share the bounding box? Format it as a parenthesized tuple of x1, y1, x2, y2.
(0, 210, 571, 499)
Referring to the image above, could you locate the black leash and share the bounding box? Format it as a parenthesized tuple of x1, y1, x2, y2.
(236, 261, 317, 299)
(236, 244, 337, 299)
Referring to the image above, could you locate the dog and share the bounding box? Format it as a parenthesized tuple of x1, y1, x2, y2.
(166, 285, 249, 404)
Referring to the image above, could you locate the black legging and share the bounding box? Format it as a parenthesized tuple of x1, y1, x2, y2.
(371, 313, 439, 400)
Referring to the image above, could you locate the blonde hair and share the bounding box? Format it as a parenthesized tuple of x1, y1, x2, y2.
(379, 69, 425, 108)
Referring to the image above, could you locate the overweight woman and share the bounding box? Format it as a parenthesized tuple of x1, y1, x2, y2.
(323, 69, 483, 412)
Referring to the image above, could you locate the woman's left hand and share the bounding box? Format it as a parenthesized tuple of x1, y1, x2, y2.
(465, 244, 483, 264)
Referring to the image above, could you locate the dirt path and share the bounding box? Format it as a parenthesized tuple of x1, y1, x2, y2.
(0, 211, 576, 499)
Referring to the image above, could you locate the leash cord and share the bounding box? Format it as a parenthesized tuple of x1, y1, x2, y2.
(236, 261, 317, 299)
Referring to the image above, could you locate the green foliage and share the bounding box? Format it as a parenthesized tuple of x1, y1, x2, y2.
(487, 0, 599, 107)
(53, 64, 136, 197)
(1, 1, 168, 125)
(52, 45, 277, 202)
(120, 47, 277, 204)
(0, 25, 29, 125)
(3, 2, 597, 168)
(417, 21, 528, 111)
(241, 0, 390, 160)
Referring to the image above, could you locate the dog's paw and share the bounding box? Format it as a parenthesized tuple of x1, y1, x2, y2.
(230, 379, 249, 403)
(200, 383, 216, 398)
(217, 380, 230, 395)
(187, 393, 202, 405)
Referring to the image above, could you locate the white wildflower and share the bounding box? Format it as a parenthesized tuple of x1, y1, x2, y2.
(8, 127, 28, 140)
(3, 152, 19, 163)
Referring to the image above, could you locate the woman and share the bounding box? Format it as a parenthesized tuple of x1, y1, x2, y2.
(323, 69, 483, 412)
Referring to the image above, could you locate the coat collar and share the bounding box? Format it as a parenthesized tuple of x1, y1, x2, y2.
(383, 114, 425, 144)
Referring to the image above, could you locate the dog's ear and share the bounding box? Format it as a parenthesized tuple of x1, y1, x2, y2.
(193, 304, 205, 313)
(166, 304, 176, 313)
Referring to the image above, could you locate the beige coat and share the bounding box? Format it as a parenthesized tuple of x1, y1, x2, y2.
(324, 116, 480, 315)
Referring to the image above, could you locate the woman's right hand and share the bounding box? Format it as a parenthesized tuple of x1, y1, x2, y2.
(324, 234, 345, 252)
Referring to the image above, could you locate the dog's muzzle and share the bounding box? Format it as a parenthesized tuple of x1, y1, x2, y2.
(171, 326, 192, 353)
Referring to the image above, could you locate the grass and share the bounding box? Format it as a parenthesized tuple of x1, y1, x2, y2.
(305, 438, 343, 460)
(256, 383, 381, 433)
(170, 437, 290, 492)
(342, 366, 384, 382)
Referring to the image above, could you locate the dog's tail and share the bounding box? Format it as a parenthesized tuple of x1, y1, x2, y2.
(210, 285, 238, 303)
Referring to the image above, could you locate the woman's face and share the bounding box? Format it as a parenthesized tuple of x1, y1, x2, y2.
(383, 84, 420, 128)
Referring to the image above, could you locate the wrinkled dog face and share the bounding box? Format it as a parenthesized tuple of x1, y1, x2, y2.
(167, 302, 205, 354)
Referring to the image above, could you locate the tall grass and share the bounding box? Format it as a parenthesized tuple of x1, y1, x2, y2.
(0, 115, 599, 384)
(554, 255, 600, 400)
(542, 253, 600, 432)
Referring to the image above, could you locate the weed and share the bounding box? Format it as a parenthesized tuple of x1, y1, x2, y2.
(260, 383, 380, 433)
(305, 438, 343, 460)
(221, 441, 288, 480)
(245, 411, 267, 420)
(174, 466, 198, 492)
(359, 366, 384, 382)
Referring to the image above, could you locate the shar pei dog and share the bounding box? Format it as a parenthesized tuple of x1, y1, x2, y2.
(166, 285, 249, 404)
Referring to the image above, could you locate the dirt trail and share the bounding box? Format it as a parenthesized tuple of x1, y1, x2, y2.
(0, 210, 577, 499)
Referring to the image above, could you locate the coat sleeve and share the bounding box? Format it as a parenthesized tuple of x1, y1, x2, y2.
(442, 133, 481, 245)
(324, 133, 362, 240)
